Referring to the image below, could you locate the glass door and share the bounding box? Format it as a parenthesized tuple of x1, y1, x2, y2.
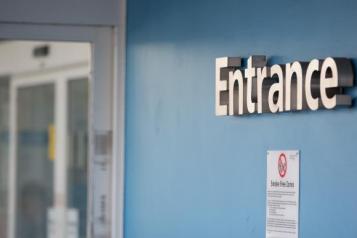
(9, 70, 89, 238)
(0, 29, 117, 238)
(16, 83, 55, 238)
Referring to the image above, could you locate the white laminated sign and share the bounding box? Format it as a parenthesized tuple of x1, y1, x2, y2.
(266, 150, 299, 238)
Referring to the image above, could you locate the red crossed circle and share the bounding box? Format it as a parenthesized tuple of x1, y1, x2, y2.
(278, 153, 287, 178)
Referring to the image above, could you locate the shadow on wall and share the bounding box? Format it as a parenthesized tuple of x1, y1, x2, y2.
(128, 0, 357, 46)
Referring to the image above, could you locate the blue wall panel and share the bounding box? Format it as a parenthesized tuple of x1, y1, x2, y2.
(125, 0, 357, 237)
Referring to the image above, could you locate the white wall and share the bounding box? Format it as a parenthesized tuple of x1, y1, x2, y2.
(0, 0, 119, 25)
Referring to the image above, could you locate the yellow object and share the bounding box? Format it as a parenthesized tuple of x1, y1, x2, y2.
(48, 124, 55, 161)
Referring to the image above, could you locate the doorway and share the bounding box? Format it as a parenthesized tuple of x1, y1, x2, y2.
(0, 23, 122, 238)
(12, 56, 89, 238)
(0, 41, 90, 238)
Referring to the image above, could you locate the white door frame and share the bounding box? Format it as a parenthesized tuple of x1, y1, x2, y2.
(0, 23, 125, 238)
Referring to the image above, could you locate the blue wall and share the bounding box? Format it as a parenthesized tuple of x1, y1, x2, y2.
(125, 0, 357, 237)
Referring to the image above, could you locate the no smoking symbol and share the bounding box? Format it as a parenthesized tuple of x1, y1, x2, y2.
(278, 153, 287, 178)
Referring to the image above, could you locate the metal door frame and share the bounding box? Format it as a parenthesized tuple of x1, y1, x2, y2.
(0, 23, 125, 238)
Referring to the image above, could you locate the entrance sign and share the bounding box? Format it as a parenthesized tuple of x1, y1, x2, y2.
(216, 56, 354, 116)
(266, 150, 299, 238)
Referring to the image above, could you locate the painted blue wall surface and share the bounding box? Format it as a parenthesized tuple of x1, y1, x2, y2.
(125, 0, 357, 237)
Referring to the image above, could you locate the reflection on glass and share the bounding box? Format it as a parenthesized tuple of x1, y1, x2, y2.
(0, 78, 9, 237)
(67, 78, 89, 238)
(16, 84, 54, 238)
(0, 40, 91, 238)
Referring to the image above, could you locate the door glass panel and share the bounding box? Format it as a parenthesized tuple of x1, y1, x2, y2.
(67, 78, 89, 238)
(16, 84, 54, 238)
